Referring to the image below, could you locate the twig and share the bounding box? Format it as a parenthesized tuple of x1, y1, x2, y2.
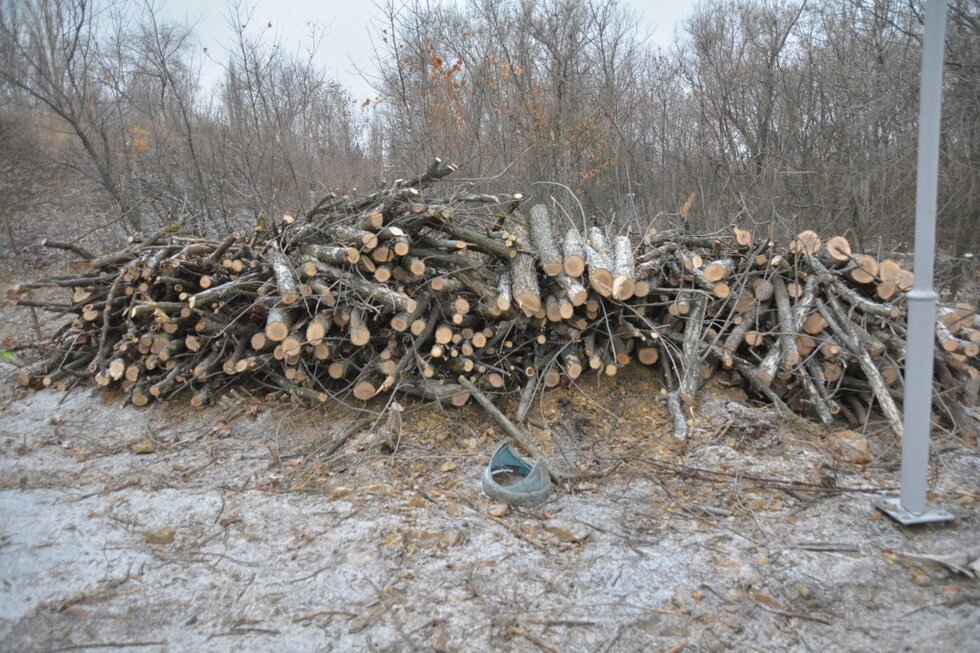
(793, 542, 861, 553)
(457, 375, 564, 483)
(48, 642, 165, 652)
(750, 597, 833, 625)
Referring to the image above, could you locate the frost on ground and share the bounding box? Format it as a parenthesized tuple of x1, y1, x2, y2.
(0, 365, 978, 653)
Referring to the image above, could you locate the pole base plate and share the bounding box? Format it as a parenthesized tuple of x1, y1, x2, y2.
(875, 497, 954, 526)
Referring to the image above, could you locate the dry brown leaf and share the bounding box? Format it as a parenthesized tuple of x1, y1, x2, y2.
(751, 590, 783, 611)
(219, 514, 242, 528)
(826, 429, 872, 465)
(439, 460, 457, 472)
(131, 438, 156, 454)
(432, 627, 452, 653)
(144, 527, 175, 545)
(330, 486, 353, 500)
(544, 521, 589, 543)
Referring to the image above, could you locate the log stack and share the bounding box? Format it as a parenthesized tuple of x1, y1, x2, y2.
(7, 160, 978, 440)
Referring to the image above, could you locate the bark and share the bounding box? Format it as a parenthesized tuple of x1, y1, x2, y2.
(528, 204, 562, 276)
(679, 293, 709, 404)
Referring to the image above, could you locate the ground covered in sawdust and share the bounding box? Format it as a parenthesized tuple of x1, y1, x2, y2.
(1, 354, 978, 653)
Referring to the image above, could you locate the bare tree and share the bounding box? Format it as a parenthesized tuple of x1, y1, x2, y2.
(0, 0, 143, 229)
(0, 0, 975, 278)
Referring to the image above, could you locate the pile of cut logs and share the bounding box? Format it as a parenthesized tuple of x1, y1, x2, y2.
(7, 160, 978, 439)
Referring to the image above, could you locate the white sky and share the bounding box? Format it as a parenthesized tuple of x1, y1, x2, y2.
(160, 0, 699, 101)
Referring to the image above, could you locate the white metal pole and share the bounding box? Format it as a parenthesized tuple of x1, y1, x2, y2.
(900, 0, 947, 515)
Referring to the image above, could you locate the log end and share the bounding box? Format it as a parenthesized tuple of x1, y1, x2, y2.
(516, 294, 542, 316)
(353, 381, 378, 401)
(563, 256, 585, 278)
(638, 347, 659, 366)
(589, 271, 613, 297)
(824, 235, 852, 263)
(542, 261, 562, 277)
(265, 322, 290, 343)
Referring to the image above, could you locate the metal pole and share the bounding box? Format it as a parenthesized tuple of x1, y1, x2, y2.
(899, 0, 947, 515)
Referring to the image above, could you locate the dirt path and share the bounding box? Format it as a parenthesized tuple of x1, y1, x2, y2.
(1, 372, 977, 652)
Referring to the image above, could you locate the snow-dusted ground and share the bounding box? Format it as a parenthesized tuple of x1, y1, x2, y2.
(1, 378, 977, 653)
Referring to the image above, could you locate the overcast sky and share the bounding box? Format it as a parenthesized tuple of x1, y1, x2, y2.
(160, 0, 699, 100)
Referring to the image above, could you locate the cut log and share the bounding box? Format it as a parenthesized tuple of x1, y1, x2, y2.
(803, 312, 828, 335)
(428, 220, 516, 259)
(584, 244, 613, 297)
(324, 224, 378, 250)
(562, 227, 586, 277)
(495, 270, 513, 312)
(772, 276, 801, 370)
(585, 228, 614, 297)
(849, 255, 879, 284)
(878, 259, 902, 284)
(358, 210, 384, 231)
(348, 309, 371, 347)
(897, 269, 915, 292)
(753, 278, 774, 302)
(306, 312, 333, 342)
(309, 262, 416, 313)
(187, 273, 262, 309)
(789, 230, 821, 256)
(638, 345, 659, 366)
(561, 349, 583, 379)
(353, 379, 378, 401)
(401, 256, 426, 276)
(703, 259, 733, 283)
(511, 246, 541, 317)
(876, 280, 898, 300)
(266, 242, 300, 305)
(612, 236, 636, 300)
(820, 297, 904, 437)
(732, 226, 753, 247)
(265, 305, 292, 342)
(555, 271, 588, 306)
(678, 294, 709, 404)
(824, 236, 851, 264)
(301, 243, 360, 266)
(528, 204, 562, 276)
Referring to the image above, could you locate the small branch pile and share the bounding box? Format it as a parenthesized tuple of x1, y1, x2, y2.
(7, 160, 978, 439)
